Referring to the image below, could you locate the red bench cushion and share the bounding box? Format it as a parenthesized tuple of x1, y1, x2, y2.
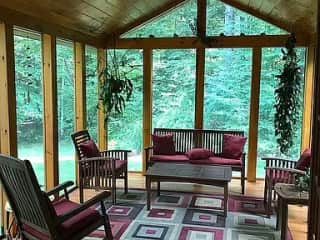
(221, 134, 246, 159)
(54, 199, 101, 238)
(190, 156, 242, 166)
(79, 139, 100, 158)
(151, 154, 189, 162)
(186, 148, 214, 160)
(152, 134, 175, 155)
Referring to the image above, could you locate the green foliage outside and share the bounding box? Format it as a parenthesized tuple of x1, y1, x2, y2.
(14, 0, 305, 182)
(153, 49, 196, 128)
(56, 40, 76, 184)
(86, 47, 98, 142)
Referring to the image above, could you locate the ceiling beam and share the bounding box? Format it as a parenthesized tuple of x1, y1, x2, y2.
(220, 0, 311, 39)
(0, 6, 104, 47)
(107, 35, 310, 49)
(108, 0, 188, 39)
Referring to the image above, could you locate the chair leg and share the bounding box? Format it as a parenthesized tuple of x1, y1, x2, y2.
(124, 168, 128, 194)
(241, 169, 245, 194)
(264, 178, 268, 203)
(267, 182, 273, 217)
(112, 177, 116, 205)
(79, 185, 84, 204)
(100, 201, 113, 240)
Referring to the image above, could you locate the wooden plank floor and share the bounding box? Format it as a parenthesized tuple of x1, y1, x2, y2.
(70, 173, 308, 240)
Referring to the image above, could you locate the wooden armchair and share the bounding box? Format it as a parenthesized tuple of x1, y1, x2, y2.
(262, 148, 311, 215)
(71, 129, 130, 204)
(0, 154, 113, 240)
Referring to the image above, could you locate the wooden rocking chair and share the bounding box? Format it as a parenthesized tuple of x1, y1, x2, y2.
(0, 154, 113, 240)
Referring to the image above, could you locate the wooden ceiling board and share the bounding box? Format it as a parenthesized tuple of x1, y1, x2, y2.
(0, 0, 315, 44)
(259, 0, 281, 15)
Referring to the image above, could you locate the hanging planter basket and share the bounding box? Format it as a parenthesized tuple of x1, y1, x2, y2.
(274, 33, 303, 154)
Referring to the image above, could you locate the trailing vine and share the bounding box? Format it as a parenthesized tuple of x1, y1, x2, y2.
(274, 34, 303, 154)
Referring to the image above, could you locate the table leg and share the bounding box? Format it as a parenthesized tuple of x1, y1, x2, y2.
(280, 201, 288, 240)
(276, 197, 282, 230)
(157, 181, 160, 196)
(224, 183, 228, 217)
(146, 176, 151, 211)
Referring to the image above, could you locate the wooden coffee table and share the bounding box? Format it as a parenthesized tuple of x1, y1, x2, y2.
(274, 183, 309, 240)
(145, 162, 232, 216)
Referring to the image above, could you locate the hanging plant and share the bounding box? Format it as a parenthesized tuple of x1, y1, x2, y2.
(98, 49, 134, 126)
(274, 33, 303, 154)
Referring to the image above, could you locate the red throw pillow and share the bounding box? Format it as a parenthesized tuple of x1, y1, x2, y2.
(221, 134, 247, 159)
(79, 139, 100, 158)
(186, 148, 214, 160)
(152, 134, 175, 155)
(295, 148, 311, 170)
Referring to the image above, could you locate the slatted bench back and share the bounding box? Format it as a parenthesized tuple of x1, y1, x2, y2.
(153, 128, 244, 154)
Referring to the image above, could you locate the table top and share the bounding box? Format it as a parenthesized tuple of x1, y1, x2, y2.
(145, 162, 232, 182)
(274, 183, 309, 204)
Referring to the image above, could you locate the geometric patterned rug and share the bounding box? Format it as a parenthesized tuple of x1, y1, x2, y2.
(85, 190, 292, 240)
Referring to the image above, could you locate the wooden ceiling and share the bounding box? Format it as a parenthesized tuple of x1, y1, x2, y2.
(0, 0, 316, 46)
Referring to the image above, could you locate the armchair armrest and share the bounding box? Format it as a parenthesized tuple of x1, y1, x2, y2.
(57, 191, 111, 224)
(46, 181, 74, 199)
(78, 156, 115, 162)
(144, 146, 153, 172)
(261, 157, 296, 168)
(265, 166, 305, 175)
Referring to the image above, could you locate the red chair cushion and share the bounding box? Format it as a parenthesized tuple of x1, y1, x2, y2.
(186, 148, 214, 160)
(102, 159, 127, 170)
(22, 224, 50, 239)
(266, 168, 293, 185)
(22, 199, 102, 240)
(190, 156, 242, 165)
(152, 134, 175, 155)
(151, 154, 189, 162)
(53, 199, 101, 238)
(221, 134, 247, 159)
(295, 148, 311, 170)
(79, 139, 100, 158)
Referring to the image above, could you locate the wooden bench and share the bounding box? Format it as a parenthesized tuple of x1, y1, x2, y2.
(145, 128, 246, 194)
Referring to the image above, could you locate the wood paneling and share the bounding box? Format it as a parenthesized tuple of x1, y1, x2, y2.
(0, 23, 17, 230)
(221, 0, 316, 38)
(0, 23, 17, 157)
(42, 34, 59, 190)
(0, 0, 315, 42)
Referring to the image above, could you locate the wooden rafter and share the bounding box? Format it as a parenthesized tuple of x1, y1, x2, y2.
(109, 0, 188, 38)
(108, 35, 309, 49)
(0, 6, 104, 47)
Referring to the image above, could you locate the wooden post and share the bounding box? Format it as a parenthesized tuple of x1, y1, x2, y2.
(143, 48, 152, 174)
(74, 42, 86, 186)
(97, 48, 107, 150)
(0, 22, 17, 232)
(247, 47, 262, 182)
(301, 45, 315, 151)
(195, 48, 205, 129)
(74, 42, 86, 131)
(194, 0, 206, 129)
(42, 33, 59, 190)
